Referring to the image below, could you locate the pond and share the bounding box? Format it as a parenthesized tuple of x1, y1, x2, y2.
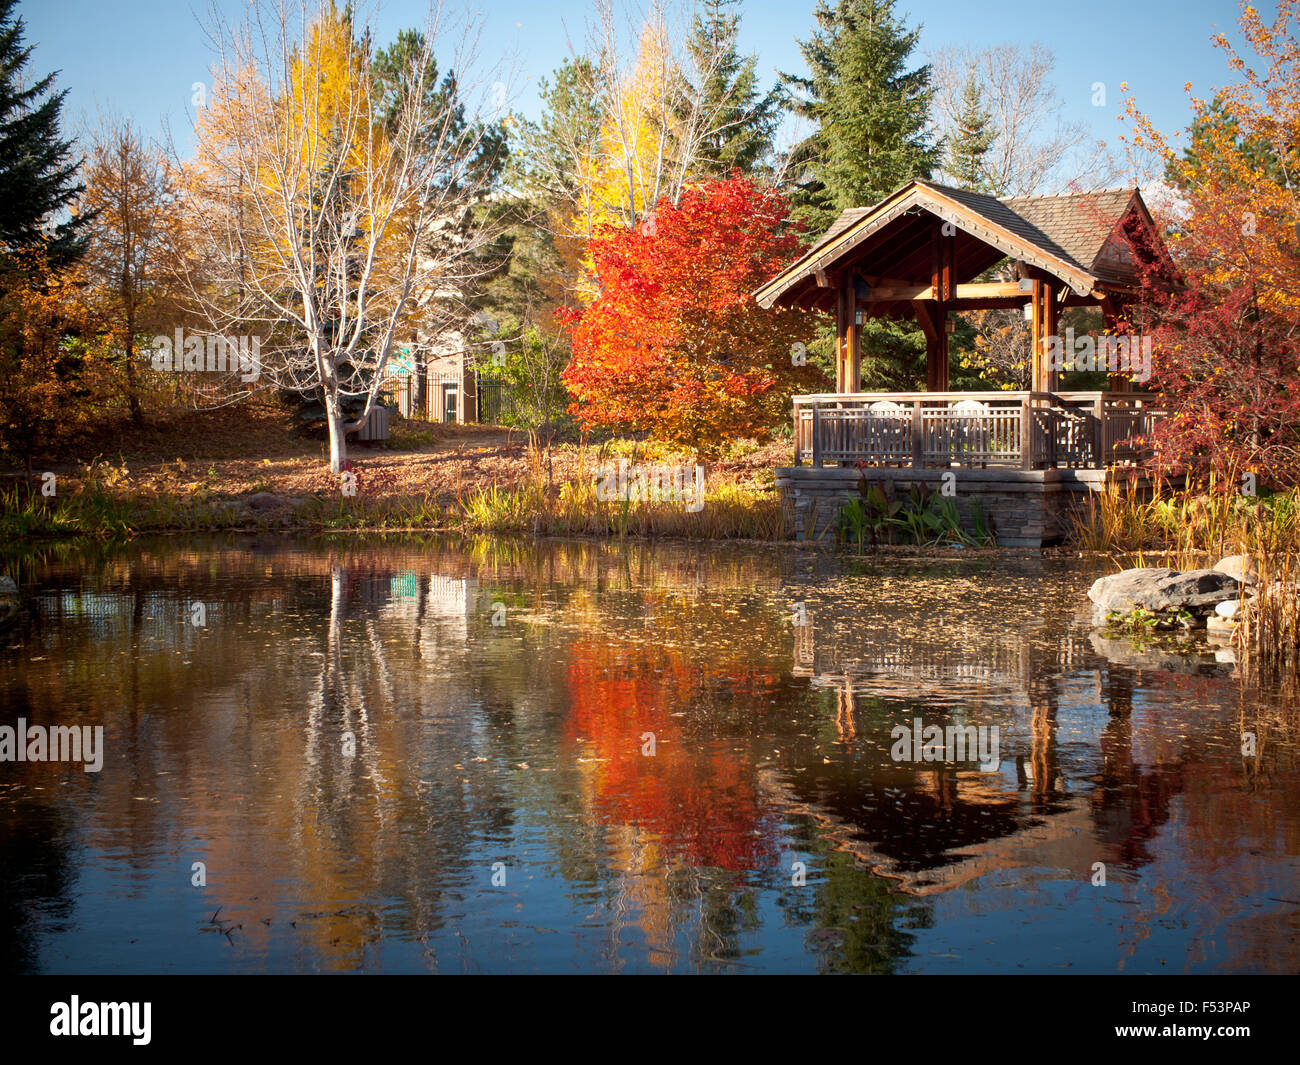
(2, 536, 1298, 974)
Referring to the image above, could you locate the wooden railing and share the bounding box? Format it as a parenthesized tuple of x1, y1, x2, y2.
(792, 391, 1165, 469)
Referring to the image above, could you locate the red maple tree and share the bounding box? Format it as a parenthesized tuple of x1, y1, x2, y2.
(559, 175, 827, 456)
(1122, 2, 1300, 488)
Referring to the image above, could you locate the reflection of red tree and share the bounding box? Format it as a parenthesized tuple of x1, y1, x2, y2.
(564, 640, 779, 871)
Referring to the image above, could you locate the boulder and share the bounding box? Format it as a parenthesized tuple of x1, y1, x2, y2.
(1088, 567, 1241, 616)
(245, 492, 287, 512)
(1206, 614, 1236, 637)
(1214, 554, 1258, 586)
(1215, 599, 1242, 619)
(0, 575, 16, 596)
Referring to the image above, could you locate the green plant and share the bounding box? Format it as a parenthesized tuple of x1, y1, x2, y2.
(968, 497, 994, 546)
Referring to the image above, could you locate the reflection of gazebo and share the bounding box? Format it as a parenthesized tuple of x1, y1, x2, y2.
(759, 180, 1177, 546)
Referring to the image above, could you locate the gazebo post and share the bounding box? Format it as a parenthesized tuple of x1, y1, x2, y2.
(836, 274, 860, 393)
(914, 301, 947, 392)
(1029, 277, 1059, 393)
(926, 219, 953, 392)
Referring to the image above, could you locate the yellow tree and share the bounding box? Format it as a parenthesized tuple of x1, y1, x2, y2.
(543, 0, 751, 302)
(1124, 0, 1300, 313)
(77, 119, 184, 425)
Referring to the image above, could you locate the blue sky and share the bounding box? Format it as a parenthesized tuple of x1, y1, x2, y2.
(18, 0, 1265, 167)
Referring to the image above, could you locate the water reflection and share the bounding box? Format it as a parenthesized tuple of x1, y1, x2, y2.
(1, 537, 1298, 973)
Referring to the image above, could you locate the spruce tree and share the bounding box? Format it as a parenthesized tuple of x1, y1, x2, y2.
(947, 74, 994, 192)
(675, 0, 783, 179)
(782, 0, 940, 232)
(0, 0, 87, 266)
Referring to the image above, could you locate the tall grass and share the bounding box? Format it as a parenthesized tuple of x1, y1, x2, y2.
(457, 476, 786, 540)
(1068, 472, 1294, 567)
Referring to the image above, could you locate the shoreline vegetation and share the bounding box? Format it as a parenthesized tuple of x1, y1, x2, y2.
(6, 407, 1300, 557)
(1, 407, 796, 543)
(9, 405, 1300, 680)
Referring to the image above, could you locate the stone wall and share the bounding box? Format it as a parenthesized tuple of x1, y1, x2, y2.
(775, 466, 1123, 548)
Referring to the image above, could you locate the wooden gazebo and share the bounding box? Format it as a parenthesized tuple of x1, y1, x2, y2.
(759, 180, 1174, 545)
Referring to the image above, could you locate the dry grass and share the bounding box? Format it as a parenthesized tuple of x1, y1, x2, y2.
(3, 433, 793, 544)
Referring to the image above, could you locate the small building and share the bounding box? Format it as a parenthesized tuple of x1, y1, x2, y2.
(384, 347, 481, 425)
(757, 179, 1177, 547)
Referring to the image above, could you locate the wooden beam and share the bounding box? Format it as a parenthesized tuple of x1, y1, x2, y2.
(913, 300, 938, 349)
(954, 282, 1024, 299)
(1101, 295, 1130, 392)
(1044, 279, 1059, 392)
(845, 274, 860, 392)
(858, 284, 935, 302)
(914, 301, 941, 400)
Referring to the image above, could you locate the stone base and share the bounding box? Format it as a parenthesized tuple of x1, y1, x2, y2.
(775, 466, 1152, 548)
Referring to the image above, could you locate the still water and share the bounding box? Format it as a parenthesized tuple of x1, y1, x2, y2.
(2, 536, 1298, 974)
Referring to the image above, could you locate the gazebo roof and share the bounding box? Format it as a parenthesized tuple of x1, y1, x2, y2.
(756, 179, 1164, 312)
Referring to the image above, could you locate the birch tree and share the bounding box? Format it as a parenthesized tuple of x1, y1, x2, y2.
(183, 0, 501, 473)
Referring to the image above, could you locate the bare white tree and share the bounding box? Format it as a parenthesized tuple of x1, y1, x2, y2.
(180, 0, 503, 473)
(930, 42, 1120, 197)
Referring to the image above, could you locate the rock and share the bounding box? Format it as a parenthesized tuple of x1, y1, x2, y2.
(1088, 567, 1241, 616)
(1215, 599, 1242, 618)
(1214, 646, 1237, 664)
(0, 575, 16, 596)
(1206, 614, 1236, 637)
(1214, 554, 1258, 586)
(245, 492, 286, 512)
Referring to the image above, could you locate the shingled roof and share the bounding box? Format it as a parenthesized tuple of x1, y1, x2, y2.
(1005, 187, 1144, 275)
(758, 180, 1158, 311)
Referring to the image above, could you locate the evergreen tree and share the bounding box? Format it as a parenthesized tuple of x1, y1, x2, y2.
(782, 0, 940, 232)
(0, 0, 88, 267)
(1170, 95, 1288, 191)
(675, 0, 783, 179)
(946, 73, 994, 192)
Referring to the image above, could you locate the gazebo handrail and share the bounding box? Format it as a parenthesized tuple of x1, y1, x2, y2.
(791, 389, 1166, 470)
(792, 389, 1158, 402)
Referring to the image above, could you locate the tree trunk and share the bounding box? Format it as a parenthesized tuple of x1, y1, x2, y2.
(124, 335, 144, 427)
(326, 399, 349, 475)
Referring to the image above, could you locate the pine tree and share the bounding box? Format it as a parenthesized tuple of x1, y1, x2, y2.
(782, 0, 940, 232)
(0, 0, 88, 266)
(675, 0, 783, 179)
(946, 74, 994, 192)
